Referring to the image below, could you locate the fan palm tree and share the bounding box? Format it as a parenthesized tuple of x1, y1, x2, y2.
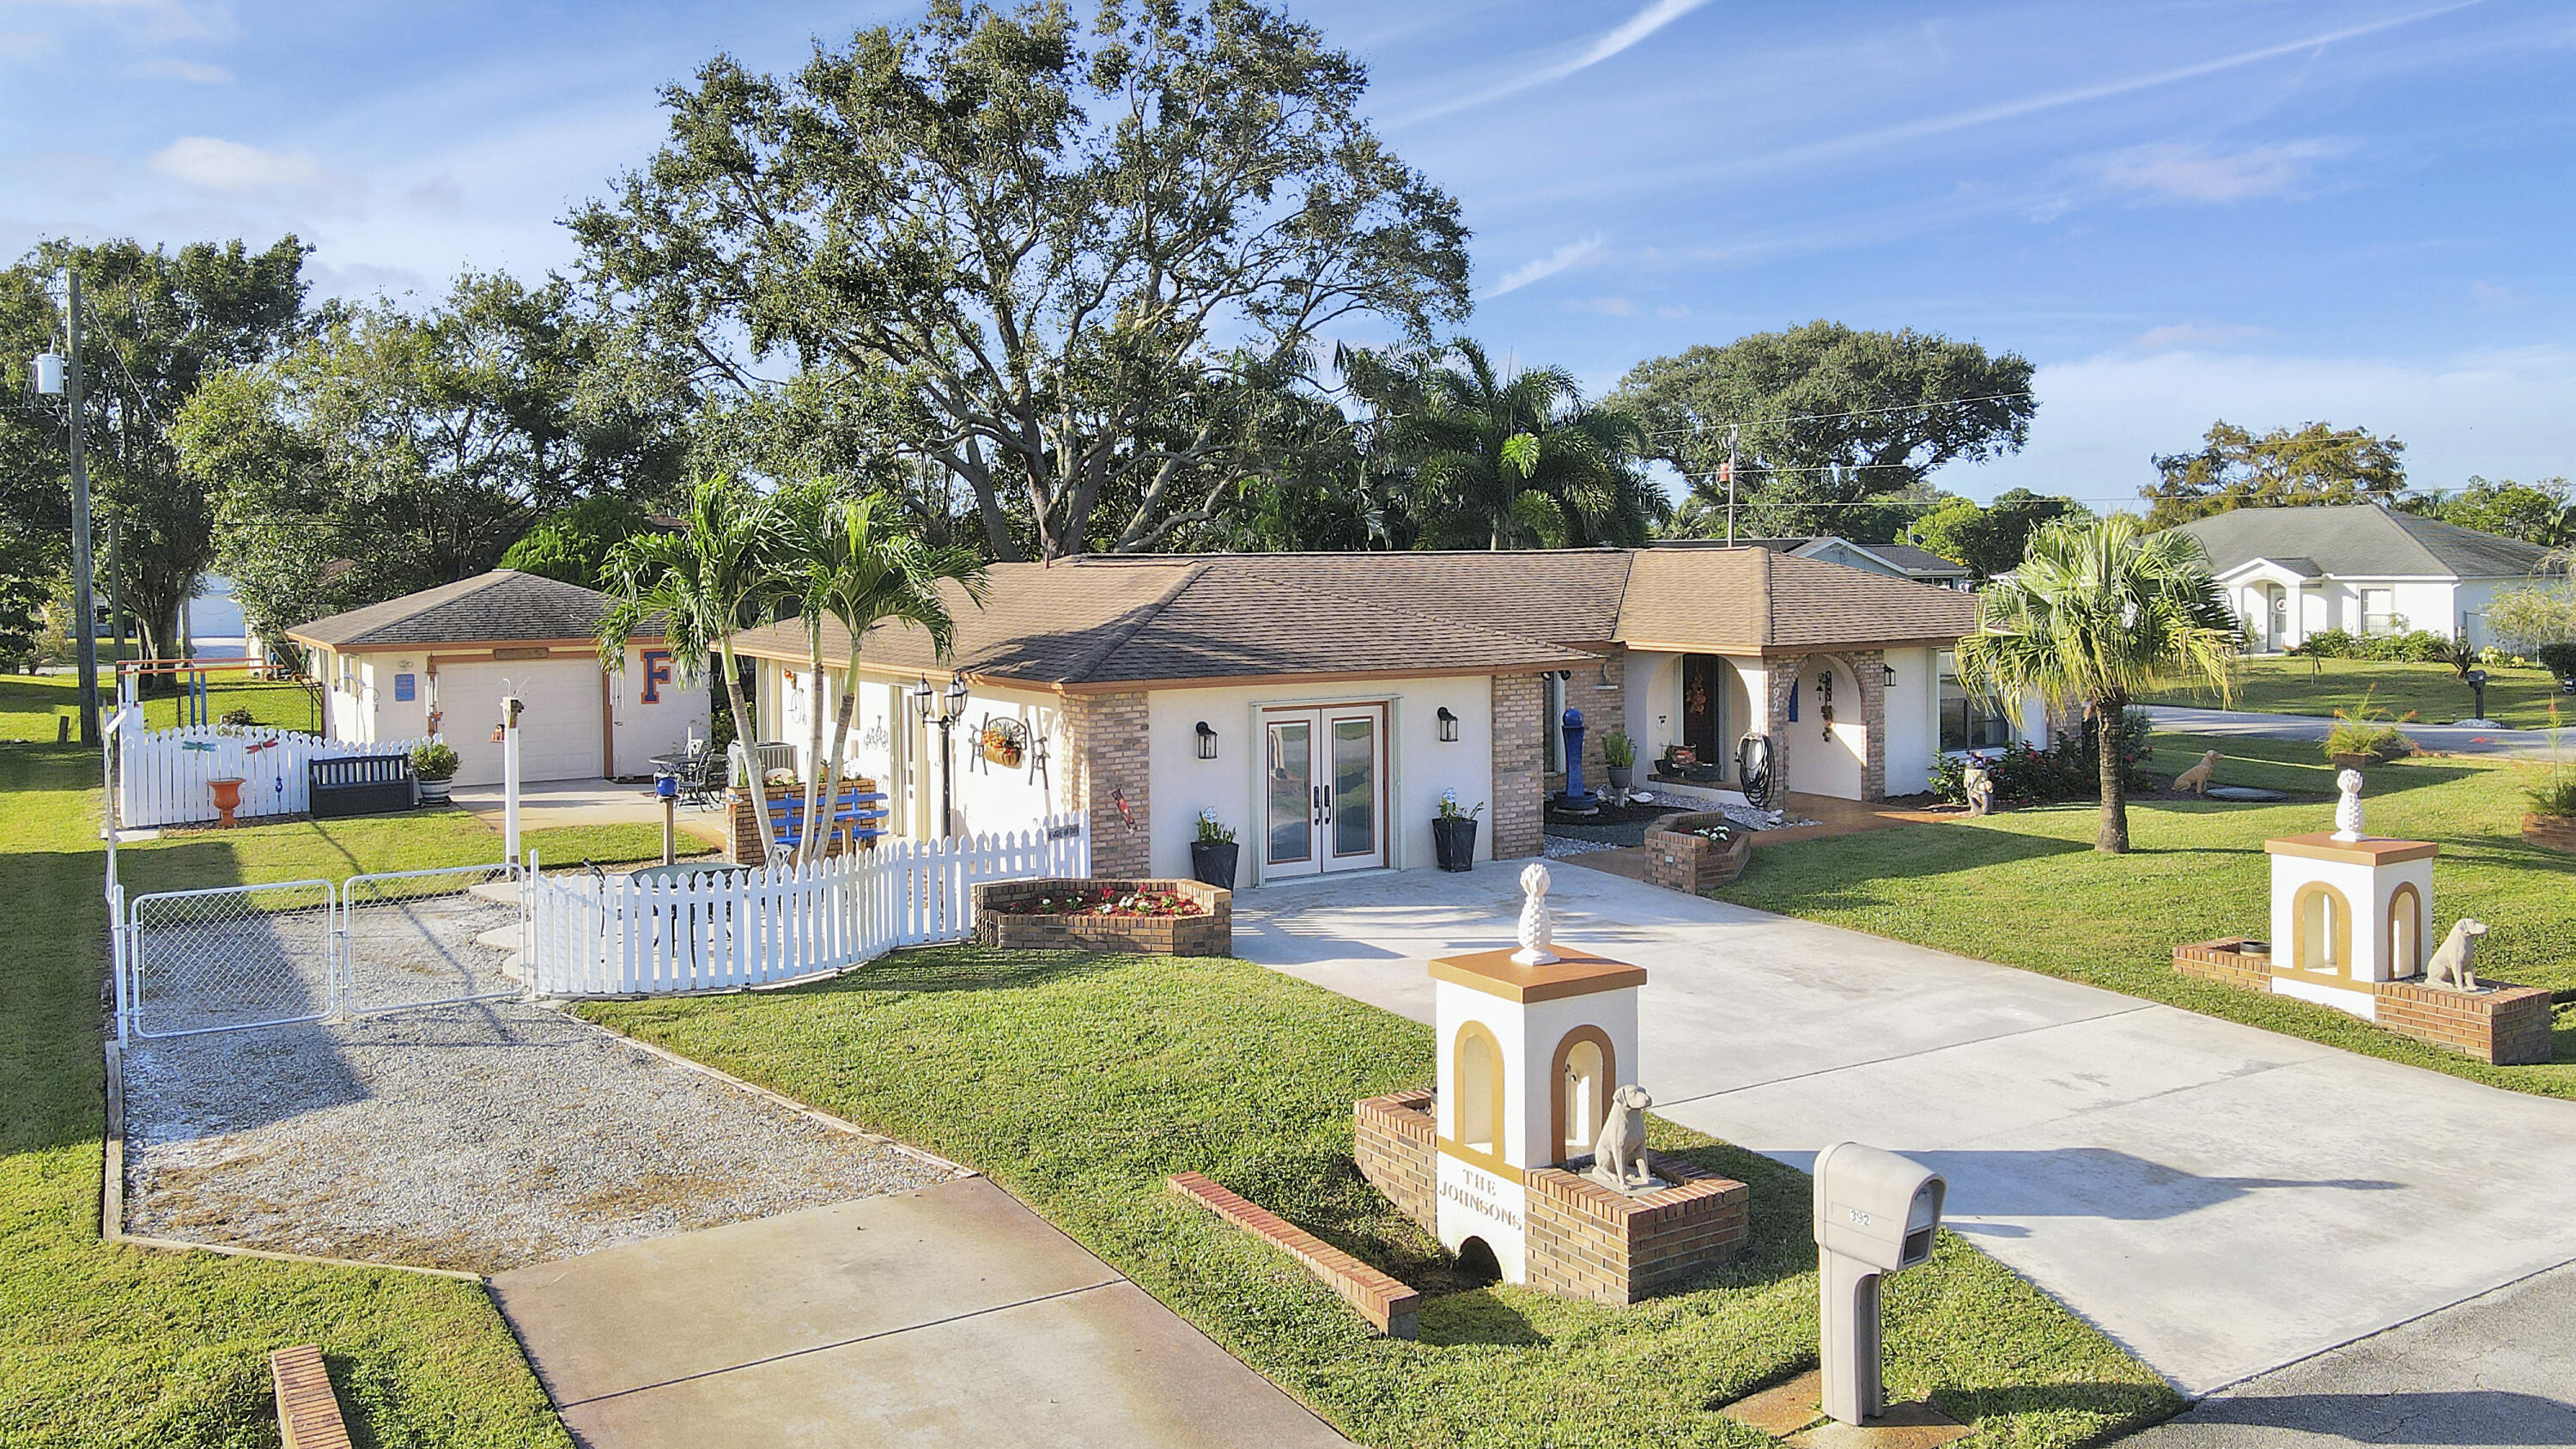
(782, 484, 991, 861)
(1352, 340, 1662, 550)
(599, 476, 791, 855)
(1955, 516, 2239, 853)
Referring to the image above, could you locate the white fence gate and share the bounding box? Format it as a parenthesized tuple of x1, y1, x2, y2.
(526, 813, 1090, 996)
(112, 710, 438, 829)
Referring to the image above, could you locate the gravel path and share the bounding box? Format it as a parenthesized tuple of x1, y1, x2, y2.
(123, 999, 957, 1274)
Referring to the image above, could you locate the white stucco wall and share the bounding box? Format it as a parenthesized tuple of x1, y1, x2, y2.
(764, 663, 1071, 839)
(1146, 674, 1498, 883)
(2228, 569, 2469, 651)
(1882, 646, 1936, 796)
(605, 644, 713, 777)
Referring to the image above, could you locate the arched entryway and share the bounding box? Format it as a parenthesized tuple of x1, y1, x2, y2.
(2253, 582, 2291, 653)
(1787, 654, 1867, 800)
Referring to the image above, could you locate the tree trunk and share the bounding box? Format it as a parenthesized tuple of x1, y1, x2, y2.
(2094, 697, 2129, 855)
(805, 649, 865, 864)
(715, 642, 779, 861)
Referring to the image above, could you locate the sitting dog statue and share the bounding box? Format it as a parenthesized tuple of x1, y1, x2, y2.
(1960, 760, 1996, 819)
(1589, 1083, 1655, 1190)
(2425, 918, 2488, 991)
(2173, 750, 2221, 795)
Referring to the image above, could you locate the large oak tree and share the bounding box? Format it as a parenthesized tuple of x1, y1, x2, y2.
(570, 0, 1470, 560)
(2142, 420, 2407, 527)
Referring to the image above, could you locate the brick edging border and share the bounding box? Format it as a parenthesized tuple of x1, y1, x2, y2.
(1168, 1171, 1421, 1338)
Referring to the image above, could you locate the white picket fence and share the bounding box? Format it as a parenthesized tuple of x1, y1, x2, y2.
(523, 813, 1091, 996)
(113, 709, 438, 828)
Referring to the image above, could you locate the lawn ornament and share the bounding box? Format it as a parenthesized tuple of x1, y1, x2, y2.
(1513, 861, 1558, 965)
(2425, 918, 2486, 991)
(2174, 751, 2221, 795)
(2332, 769, 2366, 842)
(244, 736, 279, 754)
(1589, 1083, 1655, 1191)
(1960, 759, 1995, 818)
(180, 740, 216, 752)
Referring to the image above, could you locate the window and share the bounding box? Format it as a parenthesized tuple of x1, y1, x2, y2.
(1939, 672, 2014, 752)
(2360, 588, 2397, 636)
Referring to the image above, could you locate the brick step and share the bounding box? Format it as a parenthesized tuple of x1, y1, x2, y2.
(270, 1343, 352, 1449)
(1169, 1172, 1420, 1338)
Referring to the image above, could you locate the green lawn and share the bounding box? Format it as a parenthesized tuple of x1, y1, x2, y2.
(2138, 657, 2571, 730)
(1720, 732, 2576, 1099)
(1, 673, 323, 741)
(578, 951, 2178, 1449)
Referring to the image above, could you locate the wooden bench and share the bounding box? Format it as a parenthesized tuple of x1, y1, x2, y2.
(307, 754, 415, 819)
(270, 1343, 353, 1449)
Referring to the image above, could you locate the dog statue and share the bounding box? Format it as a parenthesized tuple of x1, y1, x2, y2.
(2425, 918, 2487, 991)
(2173, 751, 2221, 795)
(1589, 1084, 1655, 1191)
(1961, 760, 1995, 818)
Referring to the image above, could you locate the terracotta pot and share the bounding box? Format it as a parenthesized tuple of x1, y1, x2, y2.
(208, 776, 246, 828)
(2524, 813, 2576, 855)
(2330, 752, 2375, 773)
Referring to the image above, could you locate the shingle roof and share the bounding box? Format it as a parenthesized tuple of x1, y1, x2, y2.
(1656, 535, 1971, 578)
(2170, 505, 2555, 581)
(726, 545, 1978, 689)
(287, 569, 657, 649)
(1863, 543, 1974, 576)
(1616, 547, 1978, 653)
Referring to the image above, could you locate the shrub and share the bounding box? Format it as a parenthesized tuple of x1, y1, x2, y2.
(1929, 707, 2151, 806)
(218, 706, 257, 728)
(2540, 642, 2576, 685)
(1601, 730, 1637, 770)
(2291, 630, 2357, 659)
(2530, 776, 2576, 818)
(2354, 629, 2454, 663)
(409, 741, 461, 782)
(2323, 692, 2415, 762)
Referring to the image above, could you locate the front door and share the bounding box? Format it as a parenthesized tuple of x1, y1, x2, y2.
(1681, 654, 1723, 771)
(1261, 705, 1388, 879)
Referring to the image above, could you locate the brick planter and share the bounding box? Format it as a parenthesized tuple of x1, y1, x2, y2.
(2175, 936, 2555, 1066)
(1643, 811, 1752, 892)
(724, 783, 879, 865)
(972, 878, 1230, 956)
(2523, 813, 2576, 855)
(1354, 1089, 1437, 1229)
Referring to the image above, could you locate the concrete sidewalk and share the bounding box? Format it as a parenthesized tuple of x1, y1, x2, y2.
(2144, 703, 2573, 759)
(1233, 861, 2576, 1397)
(491, 1177, 1351, 1448)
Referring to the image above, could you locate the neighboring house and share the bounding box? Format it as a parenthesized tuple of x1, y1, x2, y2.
(179, 574, 251, 660)
(2165, 504, 2557, 654)
(287, 569, 708, 787)
(725, 549, 2048, 883)
(1684, 536, 1978, 590)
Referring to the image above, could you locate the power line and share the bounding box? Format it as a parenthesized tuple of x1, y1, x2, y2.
(1643, 390, 2036, 440)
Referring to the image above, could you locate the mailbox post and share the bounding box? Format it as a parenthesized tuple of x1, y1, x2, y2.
(655, 771, 679, 865)
(2464, 667, 2489, 723)
(495, 693, 525, 868)
(1814, 1142, 1946, 1426)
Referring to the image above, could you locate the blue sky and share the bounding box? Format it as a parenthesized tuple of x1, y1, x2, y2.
(5, 0, 2572, 509)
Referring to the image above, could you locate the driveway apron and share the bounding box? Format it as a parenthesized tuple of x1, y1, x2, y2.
(1232, 860, 2576, 1397)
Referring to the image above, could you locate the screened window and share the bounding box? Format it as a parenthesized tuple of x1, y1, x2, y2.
(2360, 588, 2397, 636)
(1939, 673, 2014, 752)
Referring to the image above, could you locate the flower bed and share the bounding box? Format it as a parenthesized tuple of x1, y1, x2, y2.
(1643, 810, 1751, 892)
(972, 877, 1230, 956)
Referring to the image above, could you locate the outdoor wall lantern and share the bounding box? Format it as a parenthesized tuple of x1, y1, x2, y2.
(1195, 720, 1218, 759)
(1883, 663, 1898, 687)
(1436, 706, 1460, 742)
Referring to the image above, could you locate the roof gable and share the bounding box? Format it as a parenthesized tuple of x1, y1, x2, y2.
(287, 569, 654, 650)
(2169, 505, 2554, 581)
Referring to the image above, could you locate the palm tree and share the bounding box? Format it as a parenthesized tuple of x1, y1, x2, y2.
(1955, 516, 2239, 853)
(1351, 340, 1662, 550)
(782, 484, 990, 861)
(600, 477, 790, 855)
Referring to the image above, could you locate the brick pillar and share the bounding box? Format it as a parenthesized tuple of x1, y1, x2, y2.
(1065, 691, 1151, 877)
(1491, 673, 1544, 859)
(1760, 654, 1802, 798)
(1564, 649, 1625, 788)
(1850, 648, 1886, 802)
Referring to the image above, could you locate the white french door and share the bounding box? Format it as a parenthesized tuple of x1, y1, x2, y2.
(1261, 704, 1388, 879)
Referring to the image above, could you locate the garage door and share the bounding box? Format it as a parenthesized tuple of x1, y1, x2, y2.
(438, 660, 605, 786)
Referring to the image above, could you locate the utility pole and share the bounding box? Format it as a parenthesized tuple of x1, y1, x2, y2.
(66, 270, 100, 746)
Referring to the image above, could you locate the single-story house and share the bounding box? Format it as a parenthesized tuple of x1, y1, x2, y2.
(1708, 536, 1977, 590)
(2164, 504, 2557, 654)
(288, 569, 708, 786)
(725, 548, 2050, 883)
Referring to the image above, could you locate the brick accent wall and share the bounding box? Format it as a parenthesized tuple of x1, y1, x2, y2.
(1169, 1172, 1422, 1338)
(1849, 648, 1887, 801)
(1760, 654, 1801, 797)
(2375, 980, 2555, 1066)
(1064, 691, 1151, 877)
(1353, 1090, 1437, 1234)
(972, 878, 1230, 956)
(1642, 812, 1751, 893)
(1558, 649, 1625, 791)
(1523, 1153, 1751, 1306)
(1491, 673, 1546, 860)
(2172, 939, 2274, 993)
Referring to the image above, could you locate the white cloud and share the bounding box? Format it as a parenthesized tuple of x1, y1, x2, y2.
(132, 56, 229, 83)
(149, 136, 353, 196)
(1404, 0, 1715, 123)
(1481, 234, 1605, 299)
(2131, 322, 2274, 352)
(1935, 345, 2576, 504)
(2102, 139, 2349, 204)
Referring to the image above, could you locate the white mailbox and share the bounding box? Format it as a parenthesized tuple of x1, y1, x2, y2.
(1814, 1142, 1946, 1426)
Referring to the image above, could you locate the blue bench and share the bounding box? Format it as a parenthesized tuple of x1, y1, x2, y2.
(764, 787, 890, 855)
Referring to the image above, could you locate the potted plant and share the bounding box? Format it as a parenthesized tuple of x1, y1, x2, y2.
(1190, 809, 1239, 889)
(1602, 730, 1637, 795)
(410, 741, 460, 806)
(2324, 693, 2415, 770)
(1433, 789, 1483, 872)
(218, 705, 257, 732)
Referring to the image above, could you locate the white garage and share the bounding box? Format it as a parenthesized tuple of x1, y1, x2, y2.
(289, 569, 708, 787)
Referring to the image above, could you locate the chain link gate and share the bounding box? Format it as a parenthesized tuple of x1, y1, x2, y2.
(337, 864, 526, 1016)
(125, 880, 338, 1038)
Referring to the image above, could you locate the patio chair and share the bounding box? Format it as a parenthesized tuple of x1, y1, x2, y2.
(674, 744, 725, 810)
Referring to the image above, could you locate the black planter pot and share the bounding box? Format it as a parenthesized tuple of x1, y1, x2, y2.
(1190, 840, 1240, 890)
(1432, 816, 1479, 873)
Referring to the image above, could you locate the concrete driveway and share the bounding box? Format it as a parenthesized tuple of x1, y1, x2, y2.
(1234, 861, 2576, 1397)
(2144, 703, 2573, 760)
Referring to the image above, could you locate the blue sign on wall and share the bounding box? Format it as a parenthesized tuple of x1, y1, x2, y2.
(394, 673, 416, 702)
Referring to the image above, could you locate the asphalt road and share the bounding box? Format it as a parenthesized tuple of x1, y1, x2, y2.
(2142, 703, 2574, 760)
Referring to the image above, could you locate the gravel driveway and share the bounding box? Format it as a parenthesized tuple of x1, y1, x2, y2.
(123, 1000, 957, 1273)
